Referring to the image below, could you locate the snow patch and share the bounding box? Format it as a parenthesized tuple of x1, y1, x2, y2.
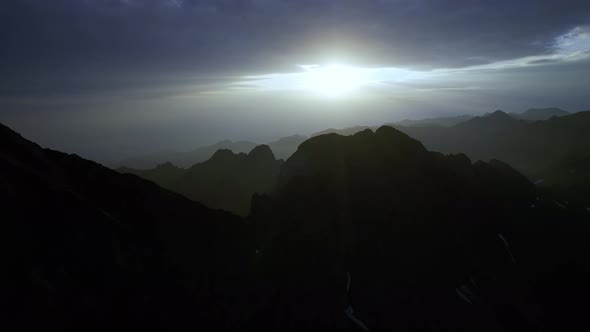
(552, 200, 566, 209)
(344, 272, 370, 331)
(345, 306, 370, 331)
(456, 284, 476, 305)
(498, 233, 516, 264)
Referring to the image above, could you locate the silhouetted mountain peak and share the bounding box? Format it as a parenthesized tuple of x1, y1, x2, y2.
(457, 109, 524, 131)
(209, 148, 241, 162)
(297, 125, 426, 157)
(247, 144, 276, 161)
(281, 125, 431, 188)
(480, 110, 516, 122)
(394, 114, 475, 127)
(519, 107, 569, 121)
(0, 122, 42, 156)
(171, 144, 282, 216)
(376, 125, 418, 140)
(353, 128, 374, 136)
(490, 109, 509, 117)
(155, 161, 181, 170)
(312, 125, 373, 137)
(374, 126, 429, 155)
(272, 135, 307, 143)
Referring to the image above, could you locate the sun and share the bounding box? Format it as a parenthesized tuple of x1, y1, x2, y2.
(301, 64, 367, 97)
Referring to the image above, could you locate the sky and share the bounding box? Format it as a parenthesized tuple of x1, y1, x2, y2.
(1, 0, 590, 163)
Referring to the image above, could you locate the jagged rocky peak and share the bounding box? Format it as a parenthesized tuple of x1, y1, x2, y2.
(300, 125, 424, 151)
(456, 109, 524, 130)
(279, 125, 434, 189)
(247, 144, 276, 161)
(374, 125, 427, 149)
(209, 148, 239, 161)
(479, 110, 517, 122)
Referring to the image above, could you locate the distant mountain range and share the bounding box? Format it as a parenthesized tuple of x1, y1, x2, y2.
(118, 145, 282, 216)
(394, 114, 476, 127)
(172, 145, 282, 216)
(114, 107, 573, 170)
(309, 108, 572, 138)
(397, 110, 590, 199)
(4, 119, 590, 331)
(117, 107, 587, 210)
(277, 109, 587, 203)
(117, 161, 185, 187)
(510, 107, 570, 121)
(115, 135, 308, 169)
(115, 139, 259, 169)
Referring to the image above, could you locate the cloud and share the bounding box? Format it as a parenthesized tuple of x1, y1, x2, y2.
(1, 0, 590, 99)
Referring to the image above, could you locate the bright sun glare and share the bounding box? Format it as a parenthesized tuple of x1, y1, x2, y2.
(301, 64, 368, 97)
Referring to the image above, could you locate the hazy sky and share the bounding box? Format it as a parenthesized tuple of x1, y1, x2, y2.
(2, 0, 590, 163)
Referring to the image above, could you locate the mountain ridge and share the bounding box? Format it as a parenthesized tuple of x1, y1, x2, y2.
(250, 124, 590, 331)
(1, 121, 256, 331)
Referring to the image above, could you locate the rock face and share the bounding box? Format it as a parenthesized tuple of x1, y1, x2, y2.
(250, 126, 590, 332)
(0, 122, 256, 331)
(171, 144, 283, 216)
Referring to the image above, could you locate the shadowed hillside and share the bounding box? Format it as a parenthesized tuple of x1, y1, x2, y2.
(397, 110, 590, 203)
(0, 122, 257, 331)
(115, 140, 259, 169)
(268, 135, 308, 160)
(250, 126, 590, 332)
(170, 145, 283, 216)
(4, 122, 590, 331)
(115, 135, 307, 170)
(117, 161, 185, 187)
(314, 110, 590, 205)
(513, 107, 570, 121)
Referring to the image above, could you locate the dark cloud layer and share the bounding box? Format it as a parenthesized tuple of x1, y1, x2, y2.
(2, 0, 590, 97)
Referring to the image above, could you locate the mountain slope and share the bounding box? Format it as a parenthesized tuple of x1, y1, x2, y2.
(250, 126, 590, 332)
(268, 135, 307, 160)
(1, 122, 256, 331)
(117, 161, 185, 187)
(516, 107, 570, 121)
(171, 145, 283, 216)
(115, 139, 259, 169)
(5, 121, 590, 331)
(396, 111, 590, 191)
(312, 125, 374, 137)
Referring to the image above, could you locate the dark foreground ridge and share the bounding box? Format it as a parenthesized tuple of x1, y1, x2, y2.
(3, 122, 590, 331)
(1, 122, 256, 331)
